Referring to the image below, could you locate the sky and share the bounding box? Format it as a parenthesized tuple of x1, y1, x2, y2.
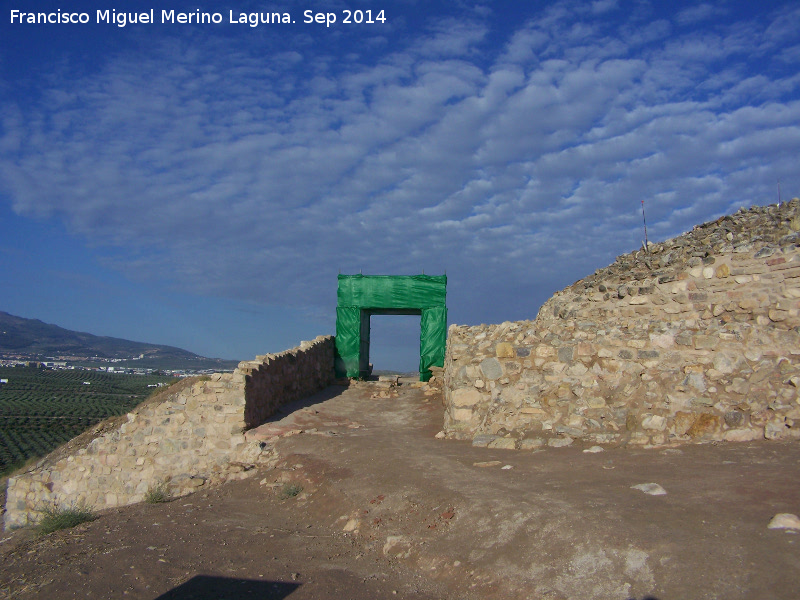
(1, 0, 799, 371)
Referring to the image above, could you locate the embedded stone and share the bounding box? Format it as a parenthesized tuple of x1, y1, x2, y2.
(479, 358, 504, 380)
(672, 412, 696, 436)
(548, 436, 574, 448)
(625, 414, 638, 431)
(452, 408, 475, 422)
(724, 411, 744, 428)
(767, 513, 800, 530)
(769, 309, 788, 322)
(724, 429, 760, 442)
(631, 483, 667, 496)
(587, 397, 607, 409)
(518, 438, 545, 450)
(558, 347, 574, 364)
(487, 437, 517, 450)
(641, 415, 667, 431)
(765, 420, 788, 440)
(451, 388, 482, 407)
(471, 434, 499, 447)
(496, 342, 515, 358)
(687, 414, 720, 438)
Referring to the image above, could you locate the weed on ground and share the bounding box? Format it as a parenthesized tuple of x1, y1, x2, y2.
(36, 503, 97, 535)
(144, 481, 171, 504)
(279, 483, 303, 500)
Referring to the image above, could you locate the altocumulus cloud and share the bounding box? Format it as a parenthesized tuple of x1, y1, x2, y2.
(1, 0, 799, 325)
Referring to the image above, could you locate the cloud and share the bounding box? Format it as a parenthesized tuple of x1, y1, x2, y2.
(674, 3, 726, 26)
(1, 1, 799, 326)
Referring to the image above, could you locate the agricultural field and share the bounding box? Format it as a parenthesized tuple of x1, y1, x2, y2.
(0, 366, 176, 476)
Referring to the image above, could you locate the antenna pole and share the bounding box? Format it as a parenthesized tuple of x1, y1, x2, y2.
(641, 199, 649, 250)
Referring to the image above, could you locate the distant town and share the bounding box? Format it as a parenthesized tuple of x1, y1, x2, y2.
(0, 352, 233, 377)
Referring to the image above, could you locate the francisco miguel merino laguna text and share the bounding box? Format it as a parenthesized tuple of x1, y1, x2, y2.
(10, 8, 387, 27)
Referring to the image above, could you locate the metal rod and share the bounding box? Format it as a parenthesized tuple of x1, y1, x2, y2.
(641, 199, 649, 250)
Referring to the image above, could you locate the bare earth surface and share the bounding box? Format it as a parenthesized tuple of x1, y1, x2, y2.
(2, 380, 800, 600)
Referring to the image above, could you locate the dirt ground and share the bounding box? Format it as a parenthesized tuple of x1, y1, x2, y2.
(2, 381, 800, 599)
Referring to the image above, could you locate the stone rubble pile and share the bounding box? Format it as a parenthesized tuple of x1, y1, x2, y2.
(444, 200, 800, 450)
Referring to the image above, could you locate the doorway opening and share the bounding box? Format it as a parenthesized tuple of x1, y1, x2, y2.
(366, 314, 421, 377)
(334, 274, 447, 381)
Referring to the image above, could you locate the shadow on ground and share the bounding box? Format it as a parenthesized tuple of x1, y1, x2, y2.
(265, 385, 348, 421)
(154, 575, 300, 599)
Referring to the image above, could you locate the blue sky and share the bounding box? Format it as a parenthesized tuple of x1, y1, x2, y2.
(1, 1, 799, 370)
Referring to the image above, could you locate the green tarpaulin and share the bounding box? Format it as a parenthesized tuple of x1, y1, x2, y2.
(335, 274, 447, 382)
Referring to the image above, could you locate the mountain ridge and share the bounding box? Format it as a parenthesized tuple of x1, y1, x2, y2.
(0, 311, 238, 370)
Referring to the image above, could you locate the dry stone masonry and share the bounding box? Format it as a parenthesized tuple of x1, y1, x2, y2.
(4, 336, 334, 530)
(239, 337, 337, 428)
(444, 200, 800, 450)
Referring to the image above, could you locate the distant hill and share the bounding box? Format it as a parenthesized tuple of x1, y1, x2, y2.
(0, 311, 239, 371)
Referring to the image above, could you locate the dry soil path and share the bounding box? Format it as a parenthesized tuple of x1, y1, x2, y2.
(2, 380, 800, 599)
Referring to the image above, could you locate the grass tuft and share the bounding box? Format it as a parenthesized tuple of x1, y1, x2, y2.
(36, 503, 96, 535)
(144, 481, 171, 504)
(279, 483, 303, 500)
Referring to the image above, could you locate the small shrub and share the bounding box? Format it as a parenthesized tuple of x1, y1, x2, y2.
(37, 503, 96, 535)
(279, 483, 303, 499)
(145, 481, 171, 504)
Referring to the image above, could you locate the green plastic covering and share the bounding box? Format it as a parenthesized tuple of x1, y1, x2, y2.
(335, 275, 447, 381)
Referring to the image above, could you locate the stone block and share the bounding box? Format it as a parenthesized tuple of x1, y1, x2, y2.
(693, 335, 716, 350)
(558, 346, 574, 364)
(519, 438, 545, 450)
(471, 434, 499, 447)
(535, 345, 556, 358)
(723, 428, 761, 442)
(495, 342, 515, 358)
(769, 309, 789, 322)
(765, 420, 789, 440)
(451, 388, 483, 407)
(587, 397, 607, 409)
(480, 358, 504, 380)
(548, 436, 574, 448)
(487, 437, 517, 450)
(687, 414, 721, 438)
(641, 415, 667, 431)
(672, 412, 697, 436)
(452, 408, 475, 422)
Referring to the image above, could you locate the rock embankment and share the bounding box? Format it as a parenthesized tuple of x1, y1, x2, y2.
(444, 200, 800, 450)
(4, 336, 335, 530)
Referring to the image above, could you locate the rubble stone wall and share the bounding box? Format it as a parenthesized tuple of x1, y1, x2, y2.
(444, 201, 800, 450)
(4, 336, 335, 530)
(239, 336, 336, 429)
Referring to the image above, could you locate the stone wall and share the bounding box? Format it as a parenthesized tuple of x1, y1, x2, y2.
(444, 201, 800, 450)
(238, 336, 336, 429)
(4, 336, 335, 530)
